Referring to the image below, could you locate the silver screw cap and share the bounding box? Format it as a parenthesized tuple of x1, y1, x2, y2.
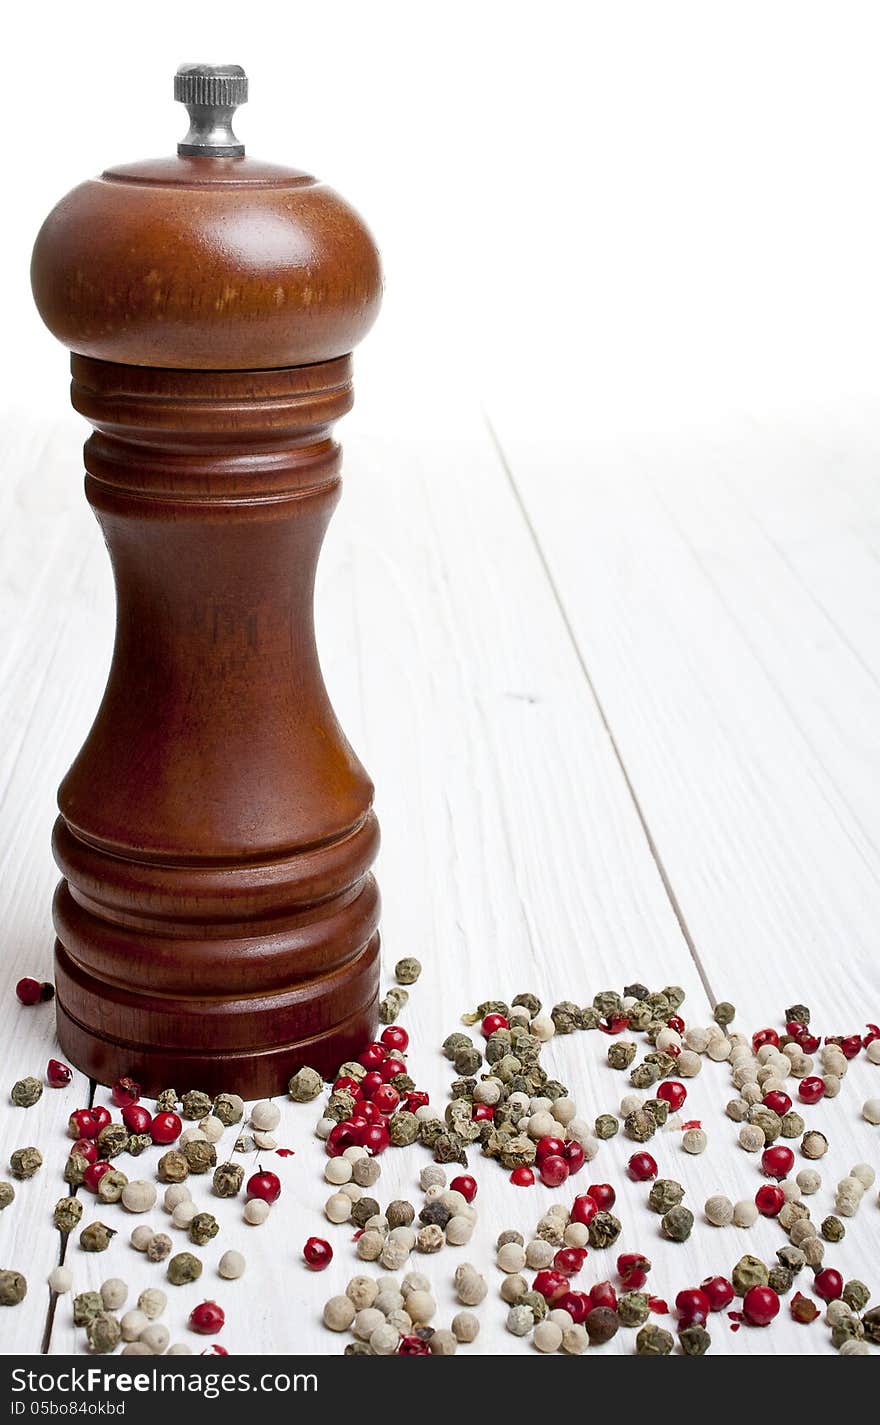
(175, 63, 248, 157)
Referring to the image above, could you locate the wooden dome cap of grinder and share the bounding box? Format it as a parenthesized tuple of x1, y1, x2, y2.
(31, 65, 384, 1097)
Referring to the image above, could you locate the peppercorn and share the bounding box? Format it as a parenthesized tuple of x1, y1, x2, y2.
(387, 1200, 415, 1229)
(821, 1214, 845, 1242)
(648, 1178, 684, 1214)
(53, 1197, 83, 1234)
(624, 1109, 656, 1143)
(767, 1265, 794, 1295)
(644, 1097, 670, 1127)
(453, 1263, 487, 1306)
(352, 1157, 381, 1188)
(416, 1224, 445, 1253)
(350, 1197, 380, 1229)
(801, 1130, 828, 1159)
(189, 1212, 219, 1246)
(607, 1041, 637, 1070)
(97, 1170, 128, 1204)
(587, 1212, 621, 1249)
(714, 1001, 736, 1027)
(63, 1153, 88, 1187)
(679, 1323, 711, 1355)
(183, 1139, 216, 1173)
(96, 1124, 129, 1159)
(153, 1089, 176, 1112)
(212, 1161, 244, 1198)
(127, 1133, 152, 1157)
(864, 1308, 880, 1345)
(636, 1323, 674, 1355)
(394, 956, 421, 985)
(10, 1147, 42, 1180)
(146, 1234, 172, 1263)
(630, 1062, 660, 1089)
(661, 1205, 694, 1242)
(207, 1093, 240, 1127)
(0, 1270, 27, 1307)
(72, 1291, 103, 1326)
(594, 1114, 619, 1140)
(0, 1183, 14, 1211)
(86, 1311, 122, 1354)
(842, 1280, 870, 1312)
(617, 1290, 650, 1327)
(167, 1252, 202, 1285)
(584, 1305, 618, 1344)
(10, 1077, 43, 1108)
(180, 1090, 213, 1120)
(80, 1222, 115, 1252)
(388, 1111, 420, 1147)
(121, 1180, 157, 1213)
(379, 989, 409, 1024)
(731, 1255, 769, 1296)
(158, 1150, 189, 1184)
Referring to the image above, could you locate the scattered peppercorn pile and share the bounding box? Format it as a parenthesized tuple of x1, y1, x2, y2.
(3, 963, 880, 1355)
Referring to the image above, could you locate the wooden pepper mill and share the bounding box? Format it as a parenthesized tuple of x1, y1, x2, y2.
(31, 65, 383, 1097)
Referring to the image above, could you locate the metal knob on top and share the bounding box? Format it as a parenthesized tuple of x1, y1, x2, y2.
(175, 63, 248, 157)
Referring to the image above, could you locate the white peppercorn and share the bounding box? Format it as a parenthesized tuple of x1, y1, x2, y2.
(130, 1225, 155, 1251)
(179, 1128, 207, 1147)
(739, 1124, 765, 1152)
(166, 1344, 193, 1355)
(324, 1158, 353, 1186)
(199, 1115, 225, 1144)
(121, 1309, 149, 1341)
(320, 1293, 354, 1332)
(796, 1168, 821, 1194)
(406, 1289, 436, 1324)
(352, 1306, 384, 1340)
(861, 1098, 880, 1124)
(370, 1323, 400, 1355)
(122, 1343, 153, 1356)
(802, 1237, 825, 1267)
(840, 1339, 871, 1356)
(352, 1157, 381, 1188)
(315, 1118, 334, 1140)
(527, 1110, 558, 1140)
(100, 1279, 128, 1311)
(866, 1039, 880, 1064)
(251, 1100, 281, 1132)
(139, 1323, 170, 1354)
(531, 1013, 555, 1041)
(562, 1323, 589, 1354)
(682, 1128, 707, 1155)
(851, 1162, 875, 1189)
(500, 1273, 528, 1304)
(507, 1304, 534, 1336)
(619, 1094, 642, 1117)
(386, 1308, 413, 1333)
(419, 1165, 446, 1191)
(445, 1215, 474, 1246)
(706, 1037, 731, 1062)
(564, 1222, 589, 1249)
(474, 1079, 502, 1106)
(218, 1250, 245, 1280)
(48, 1266, 73, 1295)
(374, 1288, 405, 1316)
(138, 1288, 166, 1320)
(781, 1179, 802, 1202)
(705, 1195, 734, 1226)
(497, 1241, 526, 1273)
(534, 1319, 563, 1352)
(164, 1185, 190, 1212)
(122, 1181, 157, 1214)
(526, 1238, 555, 1269)
(243, 1199, 270, 1225)
(452, 1310, 480, 1342)
(733, 1199, 759, 1228)
(356, 1229, 384, 1262)
(676, 1050, 701, 1077)
(789, 1219, 818, 1247)
(172, 1201, 197, 1229)
(402, 1271, 430, 1296)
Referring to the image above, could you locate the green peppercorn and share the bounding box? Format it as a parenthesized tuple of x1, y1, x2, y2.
(593, 990, 623, 1019)
(713, 1001, 735, 1027)
(498, 1134, 536, 1170)
(648, 1179, 684, 1214)
(96, 1170, 128, 1204)
(607, 1041, 637, 1070)
(188, 1212, 219, 1246)
(842, 1280, 870, 1312)
(587, 1212, 622, 1249)
(594, 1114, 619, 1140)
(731, 1255, 769, 1296)
(182, 1139, 216, 1174)
(768, 1265, 793, 1295)
(213, 1092, 244, 1125)
(831, 1317, 865, 1350)
(636, 1323, 673, 1355)
(780, 1111, 805, 1138)
(63, 1152, 88, 1187)
(394, 957, 421, 985)
(679, 1323, 711, 1355)
(784, 1003, 811, 1026)
(629, 1062, 660, 1090)
(155, 1089, 178, 1112)
(157, 1151, 190, 1184)
(626, 1002, 653, 1031)
(618, 1291, 651, 1327)
(126, 1133, 152, 1157)
(86, 1311, 122, 1354)
(864, 1307, 880, 1345)
(749, 1107, 782, 1143)
(181, 1090, 213, 1120)
(661, 1205, 694, 1242)
(551, 1001, 582, 1034)
(821, 1215, 845, 1243)
(212, 1161, 244, 1198)
(379, 990, 409, 1024)
(388, 1111, 420, 1147)
(167, 1252, 202, 1286)
(644, 1098, 670, 1128)
(10, 1077, 42, 1109)
(79, 1222, 115, 1253)
(520, 1290, 548, 1323)
(0, 1270, 27, 1307)
(0, 1182, 15, 1211)
(624, 1109, 656, 1143)
(579, 1006, 601, 1030)
(453, 1047, 482, 1077)
(624, 982, 649, 1000)
(288, 1067, 324, 1103)
(9, 1147, 42, 1180)
(96, 1124, 129, 1159)
(664, 985, 686, 1010)
(432, 1132, 468, 1166)
(73, 1291, 102, 1325)
(644, 1050, 678, 1078)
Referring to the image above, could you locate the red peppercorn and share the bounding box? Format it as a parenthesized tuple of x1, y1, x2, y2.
(509, 1166, 535, 1187)
(617, 1253, 651, 1289)
(599, 1014, 630, 1035)
(360, 1122, 391, 1156)
(150, 1111, 182, 1145)
(303, 1237, 333, 1270)
(325, 1121, 358, 1157)
(665, 1043, 681, 1058)
(91, 1106, 111, 1132)
(761, 1090, 792, 1116)
(380, 1025, 409, 1053)
(481, 1013, 509, 1036)
(667, 1014, 685, 1034)
(188, 1301, 225, 1335)
(557, 1291, 590, 1323)
(700, 1275, 735, 1311)
(359, 1071, 384, 1100)
(358, 1103, 382, 1125)
(589, 1281, 618, 1312)
(553, 1247, 586, 1277)
(539, 1154, 570, 1188)
(122, 1103, 152, 1134)
(627, 1151, 658, 1182)
(798, 1076, 826, 1105)
(755, 1183, 785, 1217)
(799, 1032, 820, 1053)
(15, 977, 43, 1006)
(404, 1091, 429, 1113)
(246, 1169, 281, 1204)
(333, 1076, 363, 1099)
(46, 1059, 72, 1088)
(814, 1268, 844, 1301)
(83, 1161, 112, 1193)
(398, 1336, 431, 1355)
(471, 1103, 495, 1122)
(68, 1109, 99, 1140)
(786, 1021, 807, 1038)
(71, 1137, 98, 1164)
(570, 1193, 598, 1226)
(656, 1080, 687, 1111)
(371, 1084, 400, 1116)
(110, 1076, 140, 1108)
(201, 1346, 229, 1356)
(864, 1023, 880, 1043)
(619, 1266, 647, 1290)
(358, 1042, 387, 1071)
(761, 1145, 795, 1180)
(742, 1284, 780, 1326)
(532, 1270, 569, 1303)
(378, 1057, 407, 1082)
(752, 1028, 779, 1052)
(840, 1034, 863, 1059)
(563, 1139, 585, 1174)
(535, 1135, 566, 1163)
(450, 1174, 478, 1202)
(675, 1287, 711, 1325)
(586, 1182, 616, 1210)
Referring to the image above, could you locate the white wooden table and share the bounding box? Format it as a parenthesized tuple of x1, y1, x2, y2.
(2, 369, 879, 1357)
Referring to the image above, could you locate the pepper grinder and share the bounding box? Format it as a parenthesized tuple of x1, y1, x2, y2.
(31, 65, 383, 1096)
